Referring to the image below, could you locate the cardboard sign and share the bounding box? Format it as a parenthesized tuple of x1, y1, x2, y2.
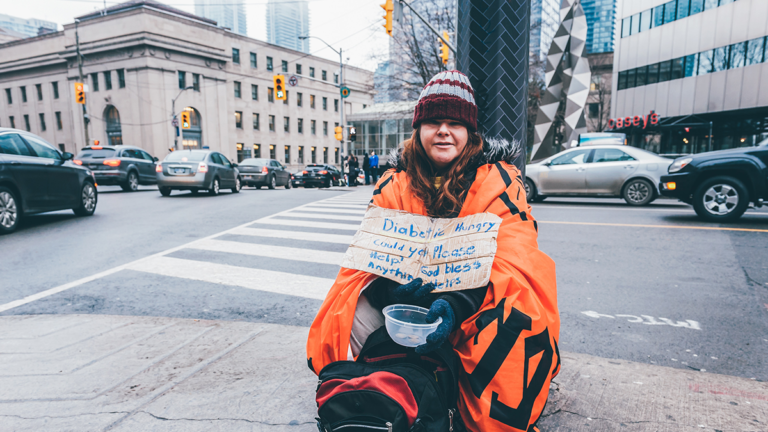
(341, 206, 501, 292)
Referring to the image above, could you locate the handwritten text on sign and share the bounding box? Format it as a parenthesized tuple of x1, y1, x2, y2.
(341, 206, 502, 292)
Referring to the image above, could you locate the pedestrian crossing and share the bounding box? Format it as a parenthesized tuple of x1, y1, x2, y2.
(125, 192, 372, 302)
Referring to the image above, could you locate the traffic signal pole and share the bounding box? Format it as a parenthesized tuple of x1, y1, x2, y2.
(74, 20, 90, 147)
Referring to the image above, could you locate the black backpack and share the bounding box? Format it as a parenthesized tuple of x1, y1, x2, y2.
(315, 327, 463, 432)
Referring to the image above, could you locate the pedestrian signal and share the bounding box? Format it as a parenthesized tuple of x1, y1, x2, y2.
(74, 82, 85, 104)
(334, 126, 343, 141)
(349, 126, 356, 142)
(181, 111, 191, 129)
(273, 75, 287, 101)
(439, 32, 450, 65)
(381, 0, 394, 37)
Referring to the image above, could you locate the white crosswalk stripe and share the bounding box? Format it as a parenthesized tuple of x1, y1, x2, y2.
(280, 212, 363, 221)
(297, 207, 367, 214)
(307, 203, 368, 209)
(229, 227, 353, 244)
(188, 239, 346, 265)
(256, 218, 361, 231)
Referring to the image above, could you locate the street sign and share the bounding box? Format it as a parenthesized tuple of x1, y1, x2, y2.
(172, 117, 179, 127)
(340, 86, 351, 98)
(288, 75, 299, 87)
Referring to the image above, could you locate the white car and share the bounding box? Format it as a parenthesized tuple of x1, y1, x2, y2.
(525, 145, 673, 206)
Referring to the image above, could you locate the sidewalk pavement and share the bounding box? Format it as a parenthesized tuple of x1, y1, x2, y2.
(1, 314, 766, 431)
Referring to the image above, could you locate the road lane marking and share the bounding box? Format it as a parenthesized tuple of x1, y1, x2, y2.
(296, 206, 367, 214)
(533, 205, 694, 213)
(541, 221, 768, 233)
(581, 311, 701, 330)
(229, 227, 353, 244)
(256, 218, 360, 231)
(127, 256, 334, 300)
(188, 239, 346, 265)
(281, 212, 363, 221)
(307, 203, 368, 209)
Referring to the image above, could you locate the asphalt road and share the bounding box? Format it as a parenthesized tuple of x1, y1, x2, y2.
(1, 185, 767, 382)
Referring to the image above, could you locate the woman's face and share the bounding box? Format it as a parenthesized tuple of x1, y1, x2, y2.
(419, 119, 469, 170)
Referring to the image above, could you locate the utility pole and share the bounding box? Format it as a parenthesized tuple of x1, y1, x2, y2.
(75, 19, 90, 147)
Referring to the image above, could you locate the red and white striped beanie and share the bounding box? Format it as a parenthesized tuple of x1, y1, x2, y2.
(412, 70, 477, 131)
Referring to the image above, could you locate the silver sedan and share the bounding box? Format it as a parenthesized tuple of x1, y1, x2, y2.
(525, 145, 673, 205)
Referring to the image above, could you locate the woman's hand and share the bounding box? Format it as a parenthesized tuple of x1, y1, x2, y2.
(415, 299, 455, 354)
(388, 278, 435, 304)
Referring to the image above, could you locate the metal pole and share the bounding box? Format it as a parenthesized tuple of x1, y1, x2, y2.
(172, 98, 177, 151)
(75, 20, 90, 146)
(340, 48, 347, 185)
(398, 0, 455, 53)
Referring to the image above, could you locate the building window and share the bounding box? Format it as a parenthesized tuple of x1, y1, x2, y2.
(267, 56, 273, 71)
(253, 113, 259, 130)
(623, 0, 735, 39)
(323, 97, 328, 110)
(322, 70, 327, 81)
(91, 73, 99, 92)
(104, 71, 112, 90)
(284, 145, 290, 163)
(297, 92, 303, 107)
(52, 82, 59, 99)
(237, 143, 246, 162)
(39, 113, 46, 131)
(284, 116, 290, 132)
(9, 116, 14, 128)
(36, 84, 42, 101)
(323, 147, 328, 163)
(363, 104, 367, 109)
(232, 48, 240, 64)
(298, 118, 304, 134)
(311, 120, 316, 135)
(268, 87, 274, 103)
(282, 60, 288, 72)
(311, 146, 316, 163)
(235, 111, 242, 128)
(296, 64, 302, 75)
(192, 73, 200, 91)
(269, 115, 275, 131)
(254, 144, 261, 158)
(323, 121, 328, 136)
(270, 144, 275, 159)
(250, 52, 257, 68)
(334, 73, 339, 84)
(334, 99, 339, 112)
(234, 81, 241, 98)
(251, 84, 258, 100)
(21, 86, 27, 102)
(55, 111, 62, 130)
(298, 146, 304, 164)
(310, 94, 315, 109)
(23, 114, 30, 131)
(117, 69, 126, 88)
(746, 37, 766, 66)
(178, 71, 186, 89)
(5, 88, 12, 104)
(309, 67, 315, 78)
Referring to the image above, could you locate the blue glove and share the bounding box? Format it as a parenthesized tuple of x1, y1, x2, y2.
(415, 299, 455, 354)
(389, 278, 435, 305)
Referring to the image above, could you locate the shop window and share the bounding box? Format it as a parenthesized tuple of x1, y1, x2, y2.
(635, 66, 647, 87)
(730, 42, 747, 69)
(671, 57, 685, 80)
(698, 50, 714, 75)
(746, 37, 766, 66)
(626, 69, 637, 89)
(658, 60, 672, 82)
(712, 46, 729, 72)
(647, 63, 660, 84)
(683, 54, 698, 77)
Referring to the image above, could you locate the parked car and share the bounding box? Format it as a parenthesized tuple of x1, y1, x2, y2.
(290, 171, 303, 188)
(525, 145, 673, 206)
(237, 158, 291, 189)
(156, 150, 241, 196)
(659, 139, 768, 222)
(300, 164, 344, 188)
(74, 145, 158, 191)
(0, 128, 97, 234)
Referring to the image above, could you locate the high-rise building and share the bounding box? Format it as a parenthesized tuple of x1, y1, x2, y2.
(194, 0, 247, 36)
(581, 0, 616, 54)
(266, 0, 310, 53)
(0, 13, 57, 39)
(530, 0, 560, 62)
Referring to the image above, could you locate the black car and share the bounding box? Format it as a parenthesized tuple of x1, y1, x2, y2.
(298, 164, 344, 188)
(0, 128, 97, 234)
(74, 145, 158, 191)
(659, 139, 768, 221)
(237, 158, 291, 189)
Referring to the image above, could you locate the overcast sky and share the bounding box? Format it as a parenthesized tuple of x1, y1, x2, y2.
(3, 0, 390, 71)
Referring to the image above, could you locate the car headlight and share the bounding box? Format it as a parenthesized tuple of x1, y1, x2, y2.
(668, 157, 692, 173)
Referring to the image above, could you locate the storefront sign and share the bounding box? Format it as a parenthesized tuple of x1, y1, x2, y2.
(607, 110, 659, 130)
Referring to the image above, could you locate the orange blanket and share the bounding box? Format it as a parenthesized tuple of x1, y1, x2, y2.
(307, 162, 560, 431)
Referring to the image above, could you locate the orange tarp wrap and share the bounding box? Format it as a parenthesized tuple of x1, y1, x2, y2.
(307, 162, 560, 432)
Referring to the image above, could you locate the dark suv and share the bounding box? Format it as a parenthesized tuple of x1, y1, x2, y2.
(74, 145, 158, 191)
(298, 164, 344, 188)
(237, 158, 292, 189)
(0, 128, 97, 234)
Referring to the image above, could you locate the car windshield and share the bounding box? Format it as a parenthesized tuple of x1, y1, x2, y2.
(76, 149, 116, 159)
(759, 137, 768, 147)
(240, 158, 270, 166)
(164, 151, 208, 162)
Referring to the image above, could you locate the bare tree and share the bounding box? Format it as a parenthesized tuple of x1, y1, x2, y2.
(585, 53, 613, 133)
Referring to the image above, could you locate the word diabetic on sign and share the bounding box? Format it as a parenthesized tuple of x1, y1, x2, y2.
(342, 206, 501, 292)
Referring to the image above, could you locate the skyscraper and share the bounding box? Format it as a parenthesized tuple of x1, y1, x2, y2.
(0, 13, 57, 38)
(194, 0, 247, 36)
(530, 0, 560, 62)
(266, 0, 310, 53)
(581, 0, 616, 53)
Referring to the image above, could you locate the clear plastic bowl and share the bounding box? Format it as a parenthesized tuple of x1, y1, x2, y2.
(382, 304, 442, 347)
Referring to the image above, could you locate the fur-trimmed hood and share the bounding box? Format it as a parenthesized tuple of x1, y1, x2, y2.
(387, 135, 523, 172)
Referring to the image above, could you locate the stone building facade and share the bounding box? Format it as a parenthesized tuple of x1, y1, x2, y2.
(0, 1, 374, 170)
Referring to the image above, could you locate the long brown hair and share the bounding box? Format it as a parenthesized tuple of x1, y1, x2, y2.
(401, 127, 484, 218)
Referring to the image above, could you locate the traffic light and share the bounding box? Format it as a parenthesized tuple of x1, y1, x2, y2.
(439, 31, 450, 65)
(349, 126, 356, 142)
(74, 82, 85, 104)
(273, 75, 286, 101)
(334, 126, 343, 141)
(381, 0, 394, 37)
(181, 111, 191, 129)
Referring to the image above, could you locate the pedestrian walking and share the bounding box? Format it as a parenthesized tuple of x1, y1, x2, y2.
(363, 153, 371, 185)
(369, 150, 379, 184)
(346, 154, 359, 187)
(308, 70, 559, 431)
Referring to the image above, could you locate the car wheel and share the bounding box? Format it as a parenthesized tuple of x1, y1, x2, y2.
(122, 171, 139, 192)
(268, 175, 276, 190)
(693, 176, 749, 222)
(159, 187, 172, 196)
(285, 180, 292, 189)
(255, 185, 262, 189)
(524, 179, 537, 203)
(73, 182, 97, 216)
(623, 178, 654, 206)
(209, 178, 220, 196)
(0, 187, 20, 234)
(232, 177, 242, 193)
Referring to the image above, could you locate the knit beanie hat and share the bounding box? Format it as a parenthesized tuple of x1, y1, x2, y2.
(412, 70, 478, 131)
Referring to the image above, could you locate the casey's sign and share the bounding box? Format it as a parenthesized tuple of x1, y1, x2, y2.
(607, 110, 659, 130)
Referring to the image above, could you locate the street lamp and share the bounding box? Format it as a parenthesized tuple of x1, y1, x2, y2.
(172, 86, 194, 150)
